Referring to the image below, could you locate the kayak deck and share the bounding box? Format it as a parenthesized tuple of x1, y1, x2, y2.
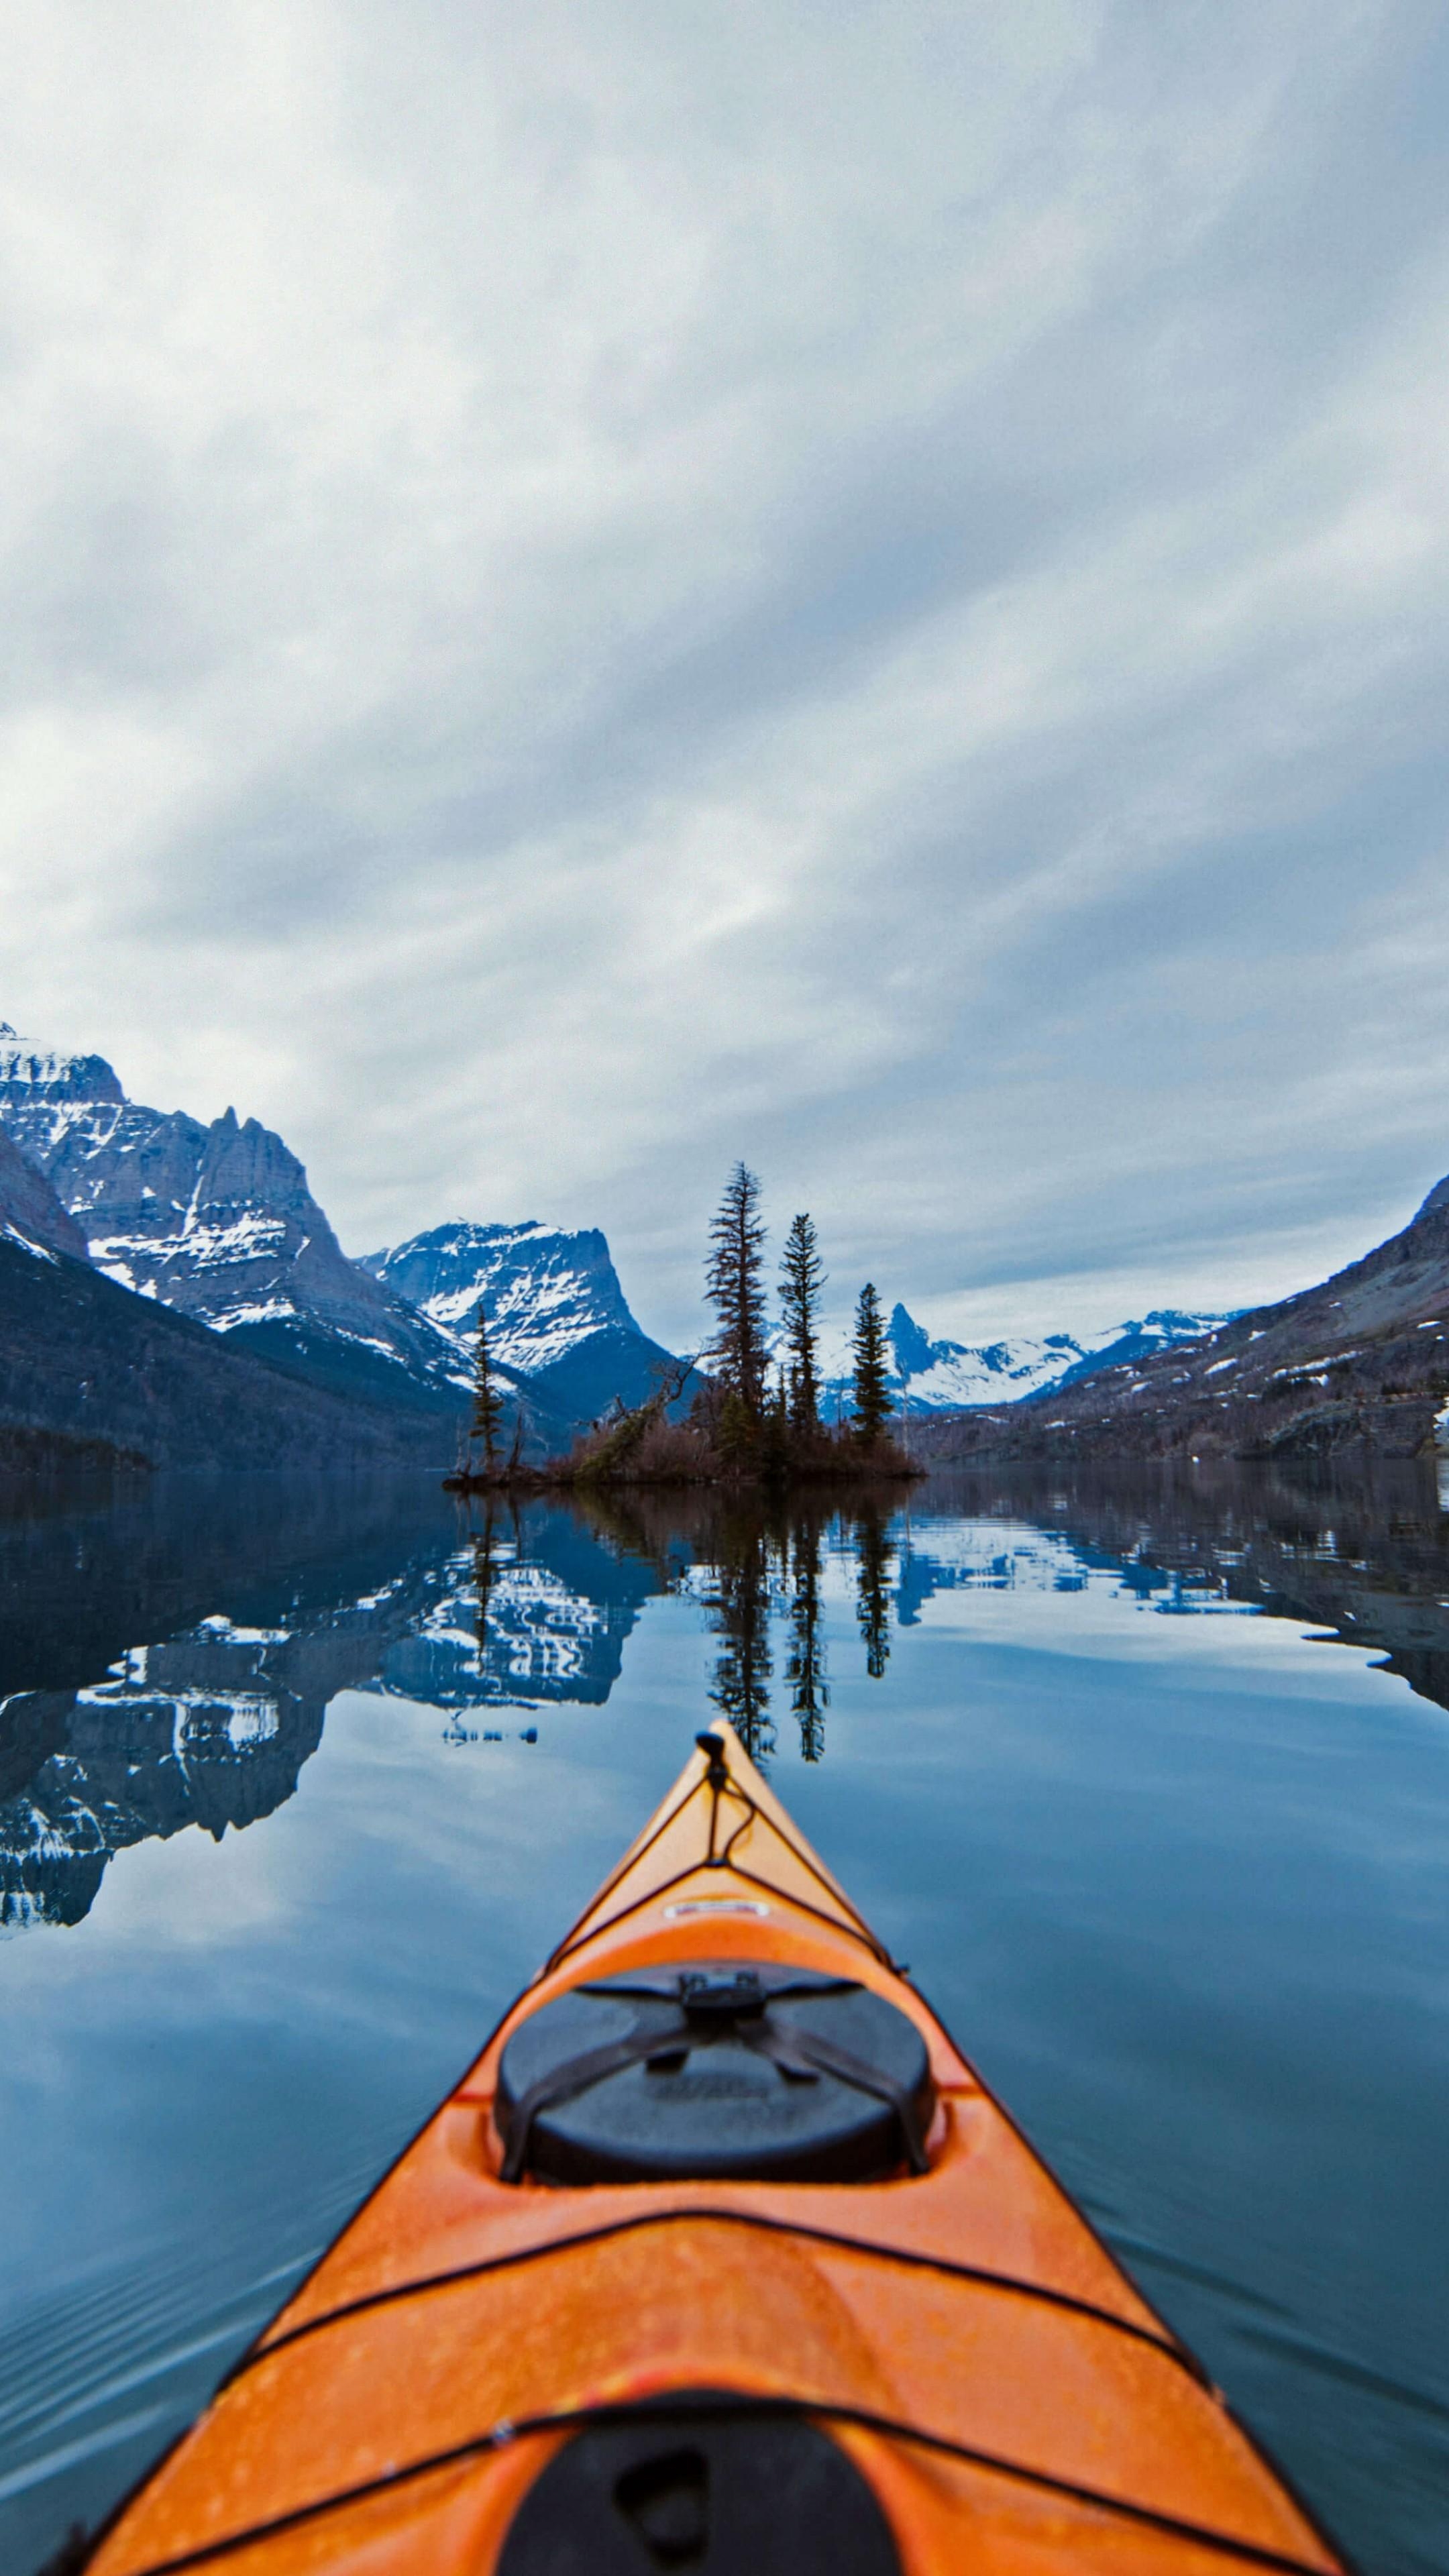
(88, 1721, 1346, 2575)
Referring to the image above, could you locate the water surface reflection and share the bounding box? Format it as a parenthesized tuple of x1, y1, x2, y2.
(0, 1463, 1445, 2573)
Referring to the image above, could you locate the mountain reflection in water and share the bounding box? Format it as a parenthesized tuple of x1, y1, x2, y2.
(0, 1483, 906, 1925)
(7, 1461, 1449, 1931)
(0, 1480, 655, 1929)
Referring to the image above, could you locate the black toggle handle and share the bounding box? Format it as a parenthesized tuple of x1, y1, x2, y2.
(678, 1968, 765, 2023)
(695, 1730, 730, 1790)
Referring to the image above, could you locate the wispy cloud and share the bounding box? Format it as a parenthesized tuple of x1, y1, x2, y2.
(1, 1, 1446, 1344)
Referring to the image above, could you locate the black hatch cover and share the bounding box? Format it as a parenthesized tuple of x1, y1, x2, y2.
(494, 1961, 934, 2186)
(496, 2394, 904, 2574)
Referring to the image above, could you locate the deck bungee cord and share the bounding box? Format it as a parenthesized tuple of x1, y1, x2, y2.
(542, 1737, 898, 1977)
(91, 2390, 1344, 2576)
(496, 1966, 934, 2180)
(217, 2203, 1203, 2387)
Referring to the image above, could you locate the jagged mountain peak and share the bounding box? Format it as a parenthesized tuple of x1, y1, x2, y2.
(0, 1021, 126, 1112)
(0, 1019, 680, 1444)
(808, 1298, 1232, 1415)
(360, 1220, 641, 1373)
(886, 1301, 939, 1377)
(0, 1030, 471, 1418)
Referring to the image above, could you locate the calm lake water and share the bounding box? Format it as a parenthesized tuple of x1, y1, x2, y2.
(1, 1462, 1447, 2574)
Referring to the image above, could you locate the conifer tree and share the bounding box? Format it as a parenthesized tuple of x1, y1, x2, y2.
(850, 1282, 892, 1445)
(470, 1299, 505, 1470)
(705, 1162, 767, 1415)
(778, 1212, 825, 1433)
(760, 1366, 792, 1482)
(714, 1389, 758, 1470)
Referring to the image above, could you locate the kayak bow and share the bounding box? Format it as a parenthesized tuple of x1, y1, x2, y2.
(87, 1721, 1347, 2576)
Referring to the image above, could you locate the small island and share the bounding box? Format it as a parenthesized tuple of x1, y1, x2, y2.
(445, 1163, 918, 1493)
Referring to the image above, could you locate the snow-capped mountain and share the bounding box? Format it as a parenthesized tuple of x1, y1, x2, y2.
(0, 1022, 683, 1438)
(0, 1022, 467, 1415)
(0, 1224, 463, 1471)
(0, 1016, 1226, 1444)
(360, 1221, 691, 1426)
(360, 1221, 641, 1373)
(811, 1301, 1230, 1416)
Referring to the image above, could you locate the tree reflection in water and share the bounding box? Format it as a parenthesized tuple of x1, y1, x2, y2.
(447, 1507, 503, 1746)
(703, 1501, 777, 1763)
(472, 1508, 499, 1671)
(4, 1470, 1449, 2576)
(36, 1452, 1449, 1933)
(580, 1486, 904, 1766)
(786, 1511, 830, 1761)
(851, 1503, 894, 1681)
(10, 1458, 1449, 1934)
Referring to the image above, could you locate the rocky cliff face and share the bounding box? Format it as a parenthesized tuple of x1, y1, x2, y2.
(0, 1024, 680, 1440)
(362, 1220, 687, 1426)
(361, 1220, 641, 1368)
(0, 1121, 89, 1263)
(0, 1024, 467, 1417)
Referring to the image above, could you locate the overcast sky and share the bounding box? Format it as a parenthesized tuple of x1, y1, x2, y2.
(3, 2, 1449, 1351)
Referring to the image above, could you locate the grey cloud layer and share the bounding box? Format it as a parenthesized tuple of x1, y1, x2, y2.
(2, 1, 1447, 1348)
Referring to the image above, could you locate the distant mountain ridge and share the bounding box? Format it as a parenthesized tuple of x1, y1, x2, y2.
(806, 1300, 1231, 1417)
(0, 1014, 1266, 1460)
(917, 1173, 1449, 1464)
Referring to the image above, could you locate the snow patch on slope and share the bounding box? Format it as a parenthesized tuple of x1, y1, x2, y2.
(803, 1303, 1232, 1416)
(0, 1020, 469, 1398)
(359, 1222, 642, 1375)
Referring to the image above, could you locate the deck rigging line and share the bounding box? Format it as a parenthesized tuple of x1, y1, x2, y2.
(543, 1737, 896, 1976)
(101, 2388, 1340, 2576)
(227, 2202, 1201, 2388)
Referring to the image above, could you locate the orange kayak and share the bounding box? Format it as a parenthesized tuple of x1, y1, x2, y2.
(89, 1721, 1347, 2576)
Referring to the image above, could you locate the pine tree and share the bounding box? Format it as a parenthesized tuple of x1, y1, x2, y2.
(470, 1299, 505, 1470)
(850, 1282, 892, 1446)
(760, 1366, 792, 1483)
(713, 1389, 759, 1470)
(705, 1163, 767, 1415)
(778, 1212, 825, 1433)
